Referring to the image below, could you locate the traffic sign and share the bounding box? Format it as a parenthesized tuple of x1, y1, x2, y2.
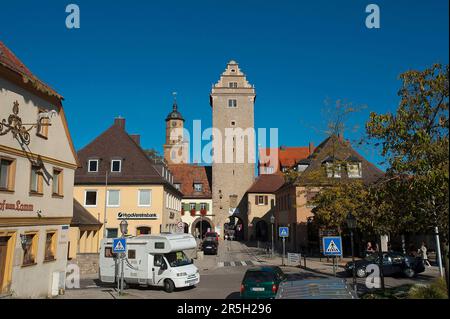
(112, 238, 127, 253)
(177, 221, 184, 229)
(322, 236, 343, 256)
(279, 227, 289, 238)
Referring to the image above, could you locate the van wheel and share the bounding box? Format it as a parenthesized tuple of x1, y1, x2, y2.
(164, 279, 175, 293)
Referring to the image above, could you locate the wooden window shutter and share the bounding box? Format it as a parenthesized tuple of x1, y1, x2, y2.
(255, 196, 258, 205)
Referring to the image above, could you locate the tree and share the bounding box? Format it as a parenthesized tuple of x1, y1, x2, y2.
(366, 64, 449, 285)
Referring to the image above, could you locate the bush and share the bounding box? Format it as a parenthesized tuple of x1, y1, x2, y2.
(408, 278, 448, 299)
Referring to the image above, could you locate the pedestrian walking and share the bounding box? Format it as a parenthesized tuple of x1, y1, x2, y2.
(419, 242, 431, 267)
(366, 241, 375, 256)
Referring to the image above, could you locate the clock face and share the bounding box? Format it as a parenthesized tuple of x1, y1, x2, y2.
(171, 121, 177, 127)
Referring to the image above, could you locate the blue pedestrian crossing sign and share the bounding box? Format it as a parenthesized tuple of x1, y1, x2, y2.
(279, 227, 289, 238)
(112, 238, 127, 253)
(322, 236, 343, 256)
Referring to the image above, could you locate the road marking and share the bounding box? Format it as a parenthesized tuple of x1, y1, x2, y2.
(217, 260, 256, 267)
(241, 261, 247, 266)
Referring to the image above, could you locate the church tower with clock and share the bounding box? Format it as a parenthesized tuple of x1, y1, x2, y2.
(163, 95, 188, 164)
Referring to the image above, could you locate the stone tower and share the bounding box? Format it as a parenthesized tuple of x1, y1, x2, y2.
(210, 60, 256, 239)
(163, 96, 188, 164)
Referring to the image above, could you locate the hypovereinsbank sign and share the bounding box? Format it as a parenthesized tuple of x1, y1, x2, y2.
(117, 212, 158, 220)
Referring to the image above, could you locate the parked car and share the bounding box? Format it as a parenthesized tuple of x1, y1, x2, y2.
(202, 240, 218, 255)
(204, 231, 219, 243)
(345, 252, 425, 278)
(276, 278, 357, 299)
(240, 266, 287, 299)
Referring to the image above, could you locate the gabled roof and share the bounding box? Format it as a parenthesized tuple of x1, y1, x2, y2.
(75, 119, 182, 195)
(259, 146, 312, 169)
(168, 164, 212, 199)
(72, 199, 102, 227)
(0, 41, 62, 99)
(295, 135, 384, 186)
(247, 174, 285, 194)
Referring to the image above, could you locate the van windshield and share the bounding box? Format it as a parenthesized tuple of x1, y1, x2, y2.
(164, 251, 192, 267)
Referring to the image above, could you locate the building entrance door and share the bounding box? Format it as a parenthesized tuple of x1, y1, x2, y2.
(0, 236, 10, 292)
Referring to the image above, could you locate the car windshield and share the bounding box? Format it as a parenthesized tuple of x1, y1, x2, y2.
(244, 271, 275, 282)
(205, 233, 217, 238)
(164, 251, 192, 267)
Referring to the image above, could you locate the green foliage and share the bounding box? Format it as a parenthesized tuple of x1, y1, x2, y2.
(366, 64, 449, 240)
(408, 278, 449, 299)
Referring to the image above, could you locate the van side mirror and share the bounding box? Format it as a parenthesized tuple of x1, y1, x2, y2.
(161, 263, 167, 270)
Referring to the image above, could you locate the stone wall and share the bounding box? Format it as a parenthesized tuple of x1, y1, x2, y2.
(68, 253, 99, 276)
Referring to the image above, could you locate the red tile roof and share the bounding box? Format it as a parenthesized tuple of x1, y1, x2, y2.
(168, 164, 212, 199)
(246, 174, 285, 194)
(0, 41, 62, 99)
(259, 147, 312, 170)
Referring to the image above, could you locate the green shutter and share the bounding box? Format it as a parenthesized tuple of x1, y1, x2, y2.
(195, 203, 201, 211)
(206, 203, 209, 211)
(183, 203, 189, 211)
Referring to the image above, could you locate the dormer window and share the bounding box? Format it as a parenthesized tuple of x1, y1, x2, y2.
(194, 183, 203, 192)
(88, 159, 99, 172)
(323, 156, 341, 178)
(174, 183, 181, 190)
(111, 160, 121, 172)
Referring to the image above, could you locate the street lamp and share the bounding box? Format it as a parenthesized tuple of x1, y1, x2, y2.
(120, 220, 128, 237)
(346, 212, 357, 296)
(270, 214, 275, 258)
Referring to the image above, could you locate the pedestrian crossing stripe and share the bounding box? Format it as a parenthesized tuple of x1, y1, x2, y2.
(218, 260, 260, 267)
(326, 240, 340, 253)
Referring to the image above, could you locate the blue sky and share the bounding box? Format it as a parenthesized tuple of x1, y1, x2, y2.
(1, 0, 448, 168)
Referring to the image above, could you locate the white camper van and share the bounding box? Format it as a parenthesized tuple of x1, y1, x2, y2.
(99, 233, 200, 293)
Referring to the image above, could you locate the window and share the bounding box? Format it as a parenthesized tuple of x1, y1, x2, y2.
(297, 164, 309, 172)
(229, 82, 238, 88)
(111, 160, 121, 172)
(106, 228, 118, 238)
(228, 99, 237, 108)
(347, 163, 362, 178)
(30, 165, 43, 194)
(174, 183, 181, 190)
(104, 247, 117, 258)
(128, 250, 136, 259)
(189, 203, 196, 211)
(136, 226, 151, 235)
(44, 232, 57, 262)
(231, 121, 236, 126)
(200, 203, 207, 211)
(325, 163, 341, 178)
(22, 233, 38, 266)
(88, 160, 98, 172)
(194, 183, 203, 192)
(155, 243, 165, 250)
(138, 189, 151, 206)
(266, 166, 274, 174)
(85, 190, 98, 206)
(36, 109, 49, 138)
(0, 158, 15, 191)
(107, 190, 120, 207)
(52, 168, 63, 196)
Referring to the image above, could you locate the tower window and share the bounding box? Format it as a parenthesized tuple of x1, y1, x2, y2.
(194, 183, 203, 192)
(228, 99, 237, 108)
(229, 82, 238, 88)
(231, 121, 236, 126)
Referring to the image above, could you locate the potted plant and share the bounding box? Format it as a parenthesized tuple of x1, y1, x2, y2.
(190, 209, 196, 216)
(200, 209, 207, 216)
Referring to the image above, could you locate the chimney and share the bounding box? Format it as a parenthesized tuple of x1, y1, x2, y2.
(114, 116, 125, 129)
(130, 134, 140, 146)
(309, 142, 315, 154)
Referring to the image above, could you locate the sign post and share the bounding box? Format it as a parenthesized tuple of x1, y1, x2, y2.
(112, 238, 127, 295)
(322, 236, 343, 277)
(279, 227, 289, 266)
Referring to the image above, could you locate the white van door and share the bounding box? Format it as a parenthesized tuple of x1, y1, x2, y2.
(151, 254, 170, 286)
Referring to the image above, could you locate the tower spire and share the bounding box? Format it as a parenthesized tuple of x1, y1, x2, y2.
(172, 91, 178, 111)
